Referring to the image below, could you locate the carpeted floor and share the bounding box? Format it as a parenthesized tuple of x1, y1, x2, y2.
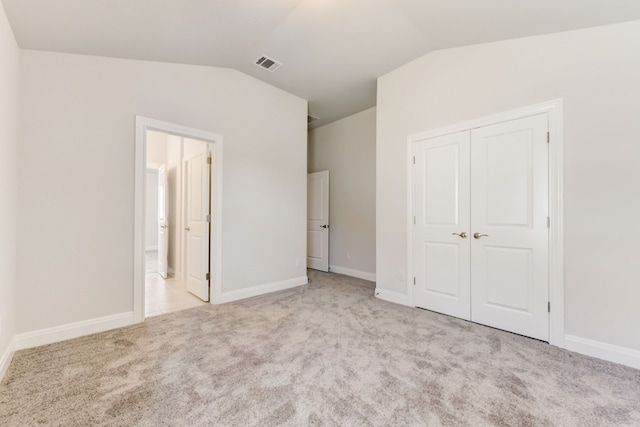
(2, 270, 639, 426)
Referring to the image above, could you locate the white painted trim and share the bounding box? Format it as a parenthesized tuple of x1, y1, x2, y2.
(406, 137, 415, 307)
(145, 246, 158, 251)
(547, 100, 565, 347)
(329, 265, 376, 282)
(218, 276, 308, 304)
(13, 312, 134, 351)
(135, 117, 224, 321)
(0, 340, 15, 381)
(406, 99, 564, 346)
(375, 288, 412, 307)
(565, 334, 640, 370)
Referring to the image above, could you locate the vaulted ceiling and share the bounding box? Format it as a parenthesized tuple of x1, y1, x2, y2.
(4, 0, 640, 128)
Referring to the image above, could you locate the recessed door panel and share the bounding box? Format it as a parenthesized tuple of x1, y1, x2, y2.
(189, 236, 203, 281)
(424, 145, 459, 225)
(308, 178, 325, 222)
(307, 230, 323, 259)
(424, 242, 460, 297)
(485, 130, 532, 226)
(485, 247, 532, 312)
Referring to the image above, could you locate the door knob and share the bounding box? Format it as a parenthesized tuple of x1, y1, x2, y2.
(473, 232, 489, 239)
(451, 232, 467, 238)
(320, 225, 329, 229)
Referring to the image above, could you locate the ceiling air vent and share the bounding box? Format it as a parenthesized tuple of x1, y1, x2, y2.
(255, 55, 283, 72)
(308, 115, 320, 124)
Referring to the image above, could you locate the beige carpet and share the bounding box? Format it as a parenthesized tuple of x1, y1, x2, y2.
(2, 270, 639, 426)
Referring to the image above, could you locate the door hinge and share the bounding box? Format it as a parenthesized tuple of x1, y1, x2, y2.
(413, 216, 416, 225)
(206, 272, 210, 281)
(413, 277, 416, 285)
(206, 214, 211, 223)
(413, 156, 416, 164)
(548, 301, 551, 312)
(207, 156, 212, 164)
(547, 132, 550, 143)
(547, 216, 550, 228)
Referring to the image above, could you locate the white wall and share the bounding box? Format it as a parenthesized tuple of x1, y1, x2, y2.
(0, 1, 19, 370)
(145, 170, 159, 250)
(308, 107, 376, 280)
(377, 21, 640, 352)
(146, 130, 167, 167)
(145, 130, 167, 251)
(166, 134, 181, 276)
(16, 51, 307, 334)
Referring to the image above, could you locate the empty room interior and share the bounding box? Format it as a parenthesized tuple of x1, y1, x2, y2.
(1, 1, 640, 425)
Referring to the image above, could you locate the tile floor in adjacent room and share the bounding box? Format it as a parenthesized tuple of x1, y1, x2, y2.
(145, 250, 206, 317)
(145, 273, 206, 317)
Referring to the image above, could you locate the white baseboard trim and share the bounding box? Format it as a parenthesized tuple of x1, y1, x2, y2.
(329, 265, 376, 282)
(218, 276, 308, 304)
(564, 334, 640, 370)
(145, 246, 158, 251)
(374, 288, 412, 307)
(0, 339, 16, 382)
(14, 312, 135, 351)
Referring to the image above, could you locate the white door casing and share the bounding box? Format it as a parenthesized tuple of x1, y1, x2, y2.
(135, 117, 223, 323)
(470, 114, 549, 341)
(158, 164, 169, 279)
(412, 113, 550, 341)
(185, 143, 211, 302)
(307, 171, 329, 272)
(413, 131, 471, 320)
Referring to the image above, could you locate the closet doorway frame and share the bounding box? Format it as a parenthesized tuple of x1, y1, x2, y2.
(406, 99, 564, 347)
(133, 116, 224, 323)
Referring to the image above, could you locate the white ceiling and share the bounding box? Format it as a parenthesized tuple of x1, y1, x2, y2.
(4, 0, 640, 128)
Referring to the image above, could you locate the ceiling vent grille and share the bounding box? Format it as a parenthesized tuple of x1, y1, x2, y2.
(255, 55, 283, 72)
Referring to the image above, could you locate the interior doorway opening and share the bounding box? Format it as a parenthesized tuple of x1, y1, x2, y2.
(134, 117, 223, 323)
(143, 131, 210, 316)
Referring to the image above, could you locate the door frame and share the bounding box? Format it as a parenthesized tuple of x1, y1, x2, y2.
(134, 116, 223, 323)
(406, 99, 564, 347)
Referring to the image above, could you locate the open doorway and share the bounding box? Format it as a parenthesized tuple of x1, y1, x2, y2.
(134, 117, 223, 323)
(144, 131, 209, 316)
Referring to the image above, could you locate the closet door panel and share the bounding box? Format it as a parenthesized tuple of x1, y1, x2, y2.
(413, 131, 471, 320)
(470, 114, 549, 341)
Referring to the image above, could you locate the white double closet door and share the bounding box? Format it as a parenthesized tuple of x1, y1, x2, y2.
(413, 114, 549, 341)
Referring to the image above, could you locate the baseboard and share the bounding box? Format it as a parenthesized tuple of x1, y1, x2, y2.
(14, 312, 135, 351)
(374, 288, 412, 307)
(145, 246, 158, 251)
(329, 265, 376, 282)
(564, 334, 640, 370)
(0, 339, 15, 382)
(218, 276, 308, 304)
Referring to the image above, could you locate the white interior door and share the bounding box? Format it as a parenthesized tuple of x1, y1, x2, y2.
(307, 171, 329, 272)
(470, 114, 549, 341)
(412, 114, 549, 341)
(413, 132, 471, 320)
(157, 164, 169, 279)
(185, 144, 210, 302)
